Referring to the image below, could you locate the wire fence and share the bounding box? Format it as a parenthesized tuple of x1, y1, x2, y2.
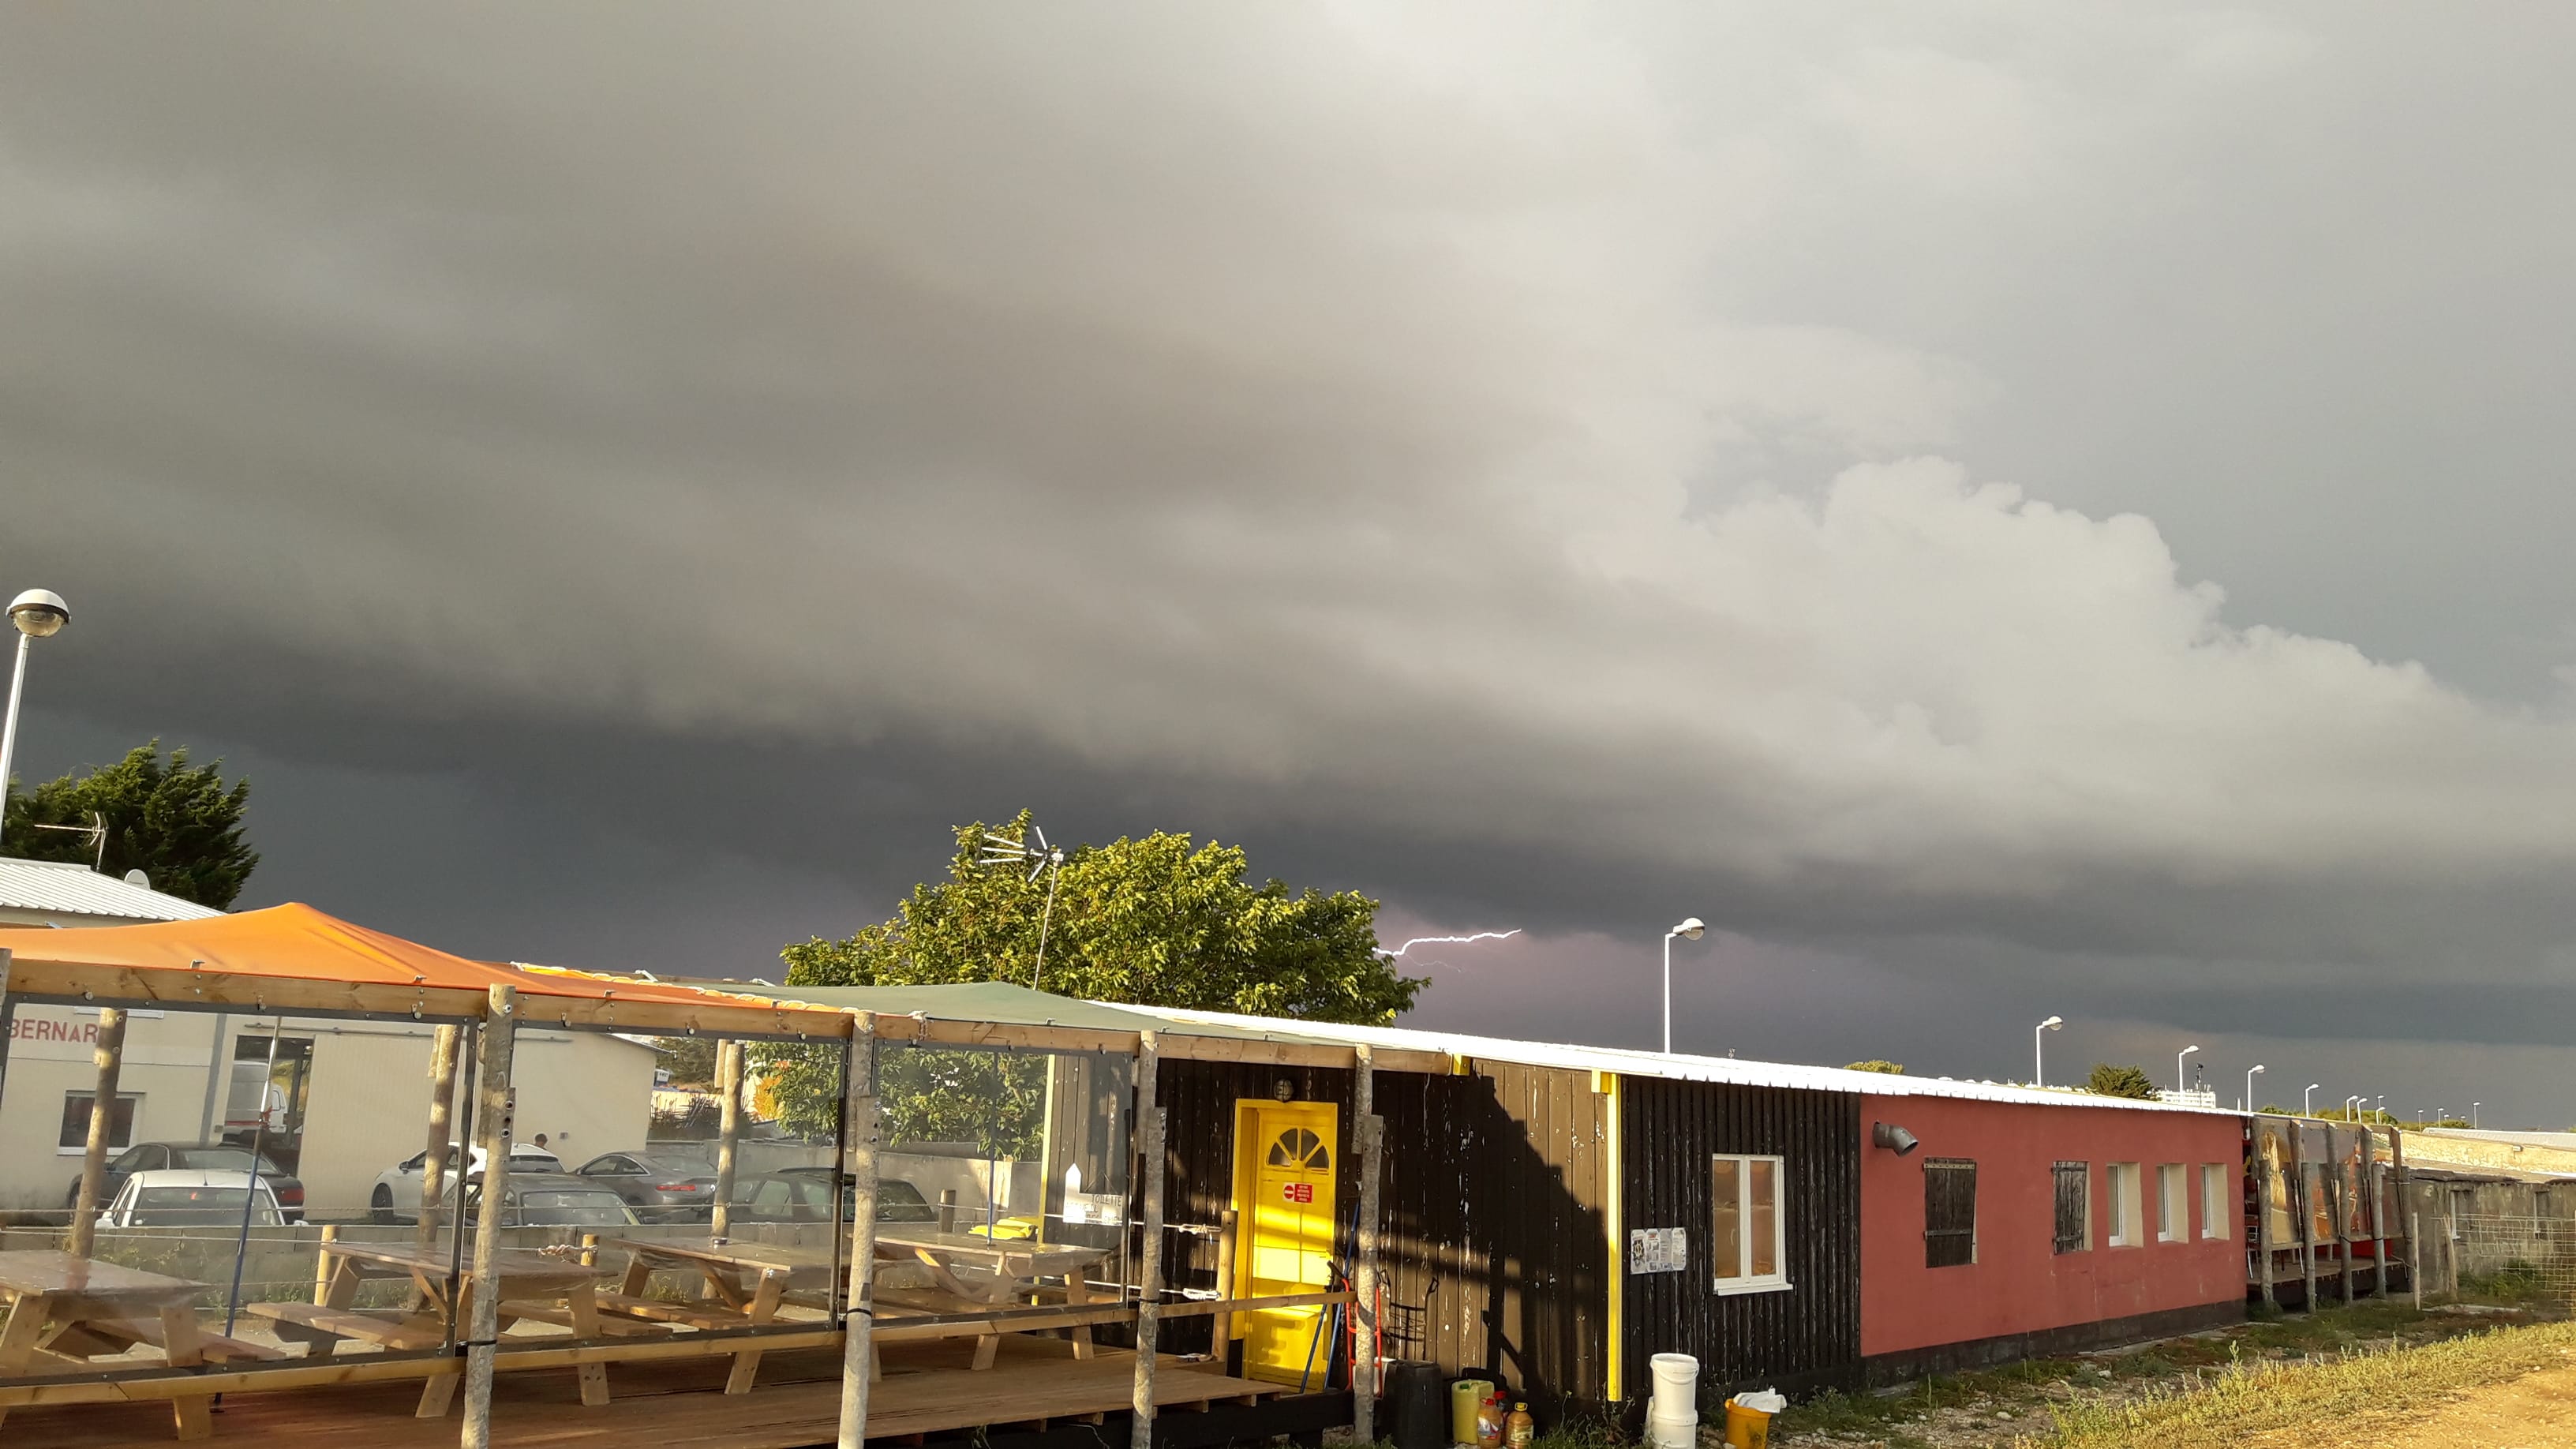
(2452, 1213, 2576, 1306)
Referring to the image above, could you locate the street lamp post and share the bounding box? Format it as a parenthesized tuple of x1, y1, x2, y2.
(2345, 1095, 2361, 1121)
(2035, 1017, 2063, 1088)
(2473, 1102, 2481, 1129)
(0, 589, 71, 848)
(1661, 918, 1705, 1055)
(2304, 1084, 2321, 1116)
(2176, 1044, 2200, 1095)
(2245, 1064, 2265, 1112)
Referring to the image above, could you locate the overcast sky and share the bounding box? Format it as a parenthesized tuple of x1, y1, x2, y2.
(6, 3, 2574, 1125)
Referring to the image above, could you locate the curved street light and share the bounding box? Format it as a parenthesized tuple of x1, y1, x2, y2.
(2177, 1043, 2200, 1095)
(2245, 1064, 2265, 1113)
(1661, 917, 1705, 1055)
(2035, 1016, 2064, 1088)
(2473, 1102, 2482, 1129)
(0, 588, 70, 848)
(2304, 1083, 2322, 1116)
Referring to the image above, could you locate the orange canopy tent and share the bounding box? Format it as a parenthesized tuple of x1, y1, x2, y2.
(0, 901, 845, 1035)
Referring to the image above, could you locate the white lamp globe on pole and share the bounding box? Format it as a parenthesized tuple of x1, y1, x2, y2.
(2034, 1017, 2063, 1088)
(1661, 917, 1705, 1055)
(2177, 1043, 2200, 1095)
(2245, 1064, 2265, 1112)
(0, 588, 70, 849)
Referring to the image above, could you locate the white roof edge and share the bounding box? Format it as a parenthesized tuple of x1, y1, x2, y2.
(1102, 1002, 2241, 1116)
(0, 858, 225, 922)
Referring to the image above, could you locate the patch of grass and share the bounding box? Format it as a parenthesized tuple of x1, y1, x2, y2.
(2020, 1317, 2576, 1448)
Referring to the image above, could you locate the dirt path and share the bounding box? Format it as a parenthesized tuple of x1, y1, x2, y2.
(2248, 1361, 2576, 1448)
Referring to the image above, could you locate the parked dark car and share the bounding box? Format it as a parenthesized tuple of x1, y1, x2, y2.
(66, 1142, 304, 1222)
(464, 1173, 642, 1228)
(568, 1151, 723, 1221)
(729, 1169, 939, 1225)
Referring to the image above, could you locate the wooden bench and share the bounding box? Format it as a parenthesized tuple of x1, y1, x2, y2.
(243, 1301, 448, 1353)
(497, 1301, 674, 1339)
(43, 1317, 285, 1365)
(588, 1292, 758, 1332)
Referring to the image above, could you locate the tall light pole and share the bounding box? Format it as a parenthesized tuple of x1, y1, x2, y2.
(2345, 1095, 2361, 1121)
(2176, 1043, 2200, 1095)
(2304, 1083, 2321, 1116)
(2245, 1064, 2265, 1112)
(1661, 917, 1705, 1055)
(0, 589, 70, 848)
(2473, 1102, 2482, 1129)
(2035, 1016, 2063, 1088)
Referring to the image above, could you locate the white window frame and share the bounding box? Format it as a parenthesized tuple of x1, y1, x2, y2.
(2156, 1164, 2186, 1243)
(2200, 1163, 2229, 1240)
(58, 1090, 144, 1155)
(1709, 1152, 1792, 1295)
(2106, 1163, 2144, 1247)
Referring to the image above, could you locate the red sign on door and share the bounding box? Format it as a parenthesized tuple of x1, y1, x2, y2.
(1280, 1182, 1314, 1204)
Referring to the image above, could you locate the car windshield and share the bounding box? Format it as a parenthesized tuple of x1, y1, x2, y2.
(633, 1155, 707, 1178)
(861, 1178, 939, 1223)
(514, 1191, 633, 1226)
(170, 1148, 282, 1174)
(129, 1188, 280, 1226)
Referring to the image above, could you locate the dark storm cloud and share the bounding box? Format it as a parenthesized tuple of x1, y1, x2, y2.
(7, 4, 2576, 1121)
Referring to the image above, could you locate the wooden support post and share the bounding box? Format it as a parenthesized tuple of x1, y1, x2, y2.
(313, 1224, 341, 1304)
(2253, 1138, 2276, 1309)
(1129, 1032, 1165, 1449)
(2300, 1162, 2318, 1312)
(835, 1016, 880, 1449)
(0, 951, 16, 1116)
(2371, 1131, 2389, 1299)
(712, 1039, 743, 1237)
(1211, 1208, 1237, 1365)
(69, 1007, 130, 1256)
(2410, 1211, 2424, 1309)
(418, 1024, 463, 1252)
(1352, 1046, 1381, 1446)
(459, 985, 519, 1449)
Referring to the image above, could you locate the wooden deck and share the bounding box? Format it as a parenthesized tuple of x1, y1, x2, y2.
(1, 1336, 1290, 1448)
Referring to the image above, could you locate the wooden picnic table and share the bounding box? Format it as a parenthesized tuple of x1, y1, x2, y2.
(246, 1237, 617, 1415)
(595, 1237, 837, 1393)
(0, 1250, 219, 1440)
(870, 1231, 1110, 1369)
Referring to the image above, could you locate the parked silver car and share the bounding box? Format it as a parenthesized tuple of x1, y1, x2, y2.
(567, 1151, 722, 1222)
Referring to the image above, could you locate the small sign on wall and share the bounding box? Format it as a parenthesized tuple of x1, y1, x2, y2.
(1627, 1226, 1687, 1275)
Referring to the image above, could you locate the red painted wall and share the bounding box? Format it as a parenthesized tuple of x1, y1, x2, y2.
(1859, 1094, 2242, 1357)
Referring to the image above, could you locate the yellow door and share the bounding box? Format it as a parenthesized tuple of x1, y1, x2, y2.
(1230, 1099, 1339, 1384)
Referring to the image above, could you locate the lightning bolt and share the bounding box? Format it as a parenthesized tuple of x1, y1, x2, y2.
(1376, 929, 1522, 958)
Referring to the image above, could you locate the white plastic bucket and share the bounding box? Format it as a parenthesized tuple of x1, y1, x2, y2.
(1648, 1353, 1701, 1418)
(1644, 1409, 1698, 1449)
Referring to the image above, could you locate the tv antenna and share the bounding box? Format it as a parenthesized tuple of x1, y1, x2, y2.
(980, 822, 1068, 991)
(27, 811, 107, 871)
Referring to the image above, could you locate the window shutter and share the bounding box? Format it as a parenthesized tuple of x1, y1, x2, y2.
(1923, 1159, 1977, 1268)
(2053, 1161, 2090, 1253)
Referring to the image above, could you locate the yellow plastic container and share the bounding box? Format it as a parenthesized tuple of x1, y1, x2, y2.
(1450, 1380, 1494, 1446)
(1723, 1400, 1772, 1449)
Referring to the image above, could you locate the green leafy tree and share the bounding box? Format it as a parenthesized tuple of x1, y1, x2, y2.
(1844, 1060, 1905, 1075)
(2086, 1063, 2158, 1100)
(756, 812, 1428, 1136)
(2256, 1103, 2290, 1116)
(653, 1036, 720, 1088)
(2, 741, 257, 908)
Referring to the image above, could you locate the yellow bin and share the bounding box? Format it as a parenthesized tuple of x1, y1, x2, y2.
(1723, 1400, 1772, 1449)
(1450, 1380, 1494, 1445)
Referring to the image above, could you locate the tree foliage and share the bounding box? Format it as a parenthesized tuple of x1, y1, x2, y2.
(1844, 1060, 1905, 1075)
(755, 812, 1428, 1137)
(2085, 1062, 2158, 1100)
(653, 1036, 720, 1088)
(2, 741, 257, 908)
